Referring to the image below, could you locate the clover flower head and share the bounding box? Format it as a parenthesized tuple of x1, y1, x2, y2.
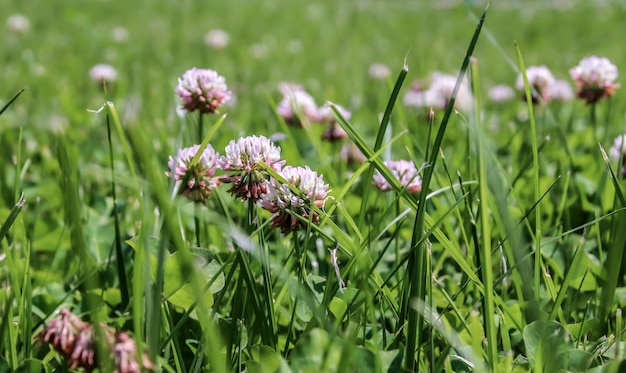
(403, 72, 473, 112)
(89, 64, 118, 88)
(218, 135, 285, 201)
(38, 308, 88, 355)
(570, 56, 620, 104)
(176, 67, 231, 114)
(6, 14, 29, 34)
(368, 63, 391, 80)
(37, 309, 154, 372)
(68, 326, 95, 370)
(260, 166, 329, 233)
(111, 26, 129, 42)
(546, 80, 574, 101)
(516, 65, 556, 103)
(113, 332, 156, 373)
(488, 85, 515, 103)
(609, 134, 626, 162)
(276, 84, 318, 127)
(316, 103, 351, 124)
(610, 134, 626, 176)
(205, 29, 230, 50)
(167, 144, 220, 203)
(373, 160, 422, 194)
(340, 143, 366, 165)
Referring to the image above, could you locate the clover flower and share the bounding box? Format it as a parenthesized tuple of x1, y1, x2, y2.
(340, 143, 366, 165)
(38, 308, 87, 355)
(218, 135, 285, 202)
(176, 68, 231, 114)
(373, 160, 422, 194)
(260, 166, 329, 233)
(111, 26, 129, 42)
(6, 14, 29, 34)
(113, 332, 156, 373)
(89, 64, 118, 90)
(570, 56, 620, 104)
(546, 80, 574, 101)
(276, 84, 318, 127)
(38, 309, 155, 372)
(488, 85, 515, 103)
(609, 134, 626, 176)
(167, 144, 220, 203)
(403, 72, 473, 112)
(316, 103, 351, 124)
(515, 65, 556, 103)
(205, 29, 230, 50)
(368, 63, 391, 81)
(68, 326, 96, 369)
(317, 103, 350, 142)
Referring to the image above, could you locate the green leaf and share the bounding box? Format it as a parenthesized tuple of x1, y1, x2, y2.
(246, 345, 283, 373)
(523, 320, 570, 371)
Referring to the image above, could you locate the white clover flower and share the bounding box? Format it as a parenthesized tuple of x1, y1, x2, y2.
(89, 64, 118, 85)
(204, 29, 230, 50)
(546, 80, 574, 101)
(276, 86, 318, 127)
(316, 103, 351, 124)
(167, 144, 220, 203)
(340, 143, 366, 165)
(175, 68, 231, 114)
(218, 135, 286, 201)
(6, 14, 29, 34)
(609, 134, 626, 163)
(570, 56, 620, 104)
(260, 166, 329, 233)
(488, 85, 515, 103)
(403, 72, 473, 112)
(516, 65, 556, 103)
(368, 63, 391, 80)
(111, 26, 129, 42)
(373, 160, 422, 194)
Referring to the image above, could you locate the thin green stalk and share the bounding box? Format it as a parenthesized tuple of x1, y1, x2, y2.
(515, 42, 543, 306)
(105, 112, 130, 308)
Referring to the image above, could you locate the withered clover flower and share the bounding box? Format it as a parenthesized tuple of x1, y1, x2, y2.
(38, 308, 88, 356)
(218, 135, 285, 202)
(373, 160, 423, 194)
(167, 144, 220, 203)
(570, 56, 620, 104)
(176, 67, 231, 114)
(260, 166, 329, 233)
(113, 332, 156, 373)
(37, 308, 155, 372)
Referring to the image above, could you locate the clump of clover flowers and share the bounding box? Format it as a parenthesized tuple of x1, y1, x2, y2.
(260, 165, 330, 233)
(570, 55, 620, 104)
(167, 144, 220, 203)
(37, 308, 154, 372)
(373, 160, 423, 194)
(218, 135, 286, 202)
(175, 67, 232, 114)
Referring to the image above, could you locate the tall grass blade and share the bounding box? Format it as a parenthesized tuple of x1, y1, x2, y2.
(404, 6, 488, 371)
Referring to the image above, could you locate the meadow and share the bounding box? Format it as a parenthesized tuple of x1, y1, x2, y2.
(2, 0, 626, 371)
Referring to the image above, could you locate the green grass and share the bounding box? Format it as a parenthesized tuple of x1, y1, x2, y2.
(2, 0, 626, 371)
